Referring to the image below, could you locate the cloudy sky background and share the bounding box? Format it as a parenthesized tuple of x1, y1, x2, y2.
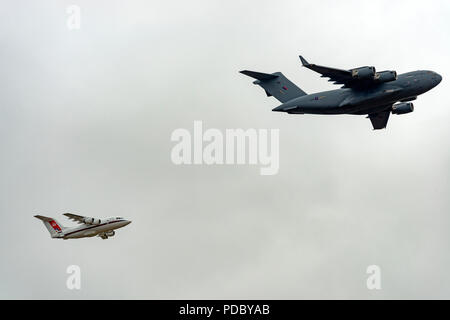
(0, 0, 449, 299)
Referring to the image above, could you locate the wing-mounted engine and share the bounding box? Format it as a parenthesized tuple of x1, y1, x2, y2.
(351, 66, 376, 80)
(392, 102, 414, 115)
(83, 217, 101, 225)
(374, 70, 397, 83)
(99, 230, 115, 240)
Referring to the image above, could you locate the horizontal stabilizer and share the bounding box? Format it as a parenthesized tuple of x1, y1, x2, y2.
(239, 70, 279, 81)
(240, 70, 307, 103)
(34, 215, 53, 222)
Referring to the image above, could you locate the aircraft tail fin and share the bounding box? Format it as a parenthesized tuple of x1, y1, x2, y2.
(34, 215, 65, 238)
(240, 70, 307, 103)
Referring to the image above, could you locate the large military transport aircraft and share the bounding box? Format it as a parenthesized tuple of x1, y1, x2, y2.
(34, 213, 131, 240)
(241, 55, 442, 129)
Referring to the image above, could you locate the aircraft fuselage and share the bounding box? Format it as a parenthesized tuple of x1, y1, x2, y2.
(273, 70, 442, 115)
(59, 218, 130, 239)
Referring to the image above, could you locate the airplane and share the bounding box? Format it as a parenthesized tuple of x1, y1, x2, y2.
(240, 55, 442, 129)
(34, 213, 131, 240)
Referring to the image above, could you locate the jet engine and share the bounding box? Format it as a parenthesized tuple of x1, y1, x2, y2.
(105, 231, 115, 237)
(351, 66, 376, 80)
(392, 102, 414, 115)
(375, 70, 397, 83)
(83, 217, 101, 225)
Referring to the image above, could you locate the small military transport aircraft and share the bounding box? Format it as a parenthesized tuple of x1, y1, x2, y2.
(241, 55, 442, 129)
(34, 213, 131, 240)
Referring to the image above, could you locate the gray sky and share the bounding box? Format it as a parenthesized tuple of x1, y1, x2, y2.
(0, 0, 449, 299)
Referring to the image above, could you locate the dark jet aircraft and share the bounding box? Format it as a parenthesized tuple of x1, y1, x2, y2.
(240, 56, 442, 129)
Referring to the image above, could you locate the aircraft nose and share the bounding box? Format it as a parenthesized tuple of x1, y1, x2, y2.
(124, 220, 131, 226)
(435, 73, 442, 84)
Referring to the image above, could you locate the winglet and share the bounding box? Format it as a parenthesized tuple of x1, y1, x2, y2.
(299, 55, 309, 66)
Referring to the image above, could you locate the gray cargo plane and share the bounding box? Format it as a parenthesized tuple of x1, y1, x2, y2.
(241, 55, 442, 129)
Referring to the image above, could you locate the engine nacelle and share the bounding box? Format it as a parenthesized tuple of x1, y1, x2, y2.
(392, 102, 414, 115)
(374, 70, 397, 83)
(105, 231, 115, 237)
(351, 66, 376, 80)
(83, 217, 101, 225)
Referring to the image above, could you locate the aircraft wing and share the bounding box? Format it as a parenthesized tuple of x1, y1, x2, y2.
(367, 110, 391, 130)
(299, 55, 390, 89)
(63, 213, 86, 224)
(300, 55, 353, 86)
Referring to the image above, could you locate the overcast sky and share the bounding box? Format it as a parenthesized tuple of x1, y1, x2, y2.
(0, 0, 449, 299)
